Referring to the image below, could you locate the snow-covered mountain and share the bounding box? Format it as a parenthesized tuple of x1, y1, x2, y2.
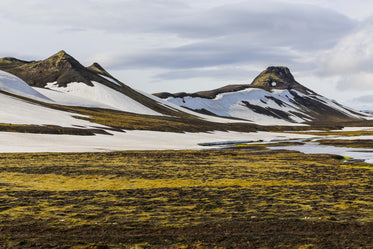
(155, 67, 370, 125)
(1, 52, 373, 153)
(0, 51, 172, 116)
(0, 52, 370, 131)
(0, 70, 102, 128)
(0, 51, 250, 132)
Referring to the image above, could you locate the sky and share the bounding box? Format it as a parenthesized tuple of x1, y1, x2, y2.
(1, 0, 373, 110)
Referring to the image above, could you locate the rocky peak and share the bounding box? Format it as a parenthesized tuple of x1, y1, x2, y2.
(250, 66, 313, 94)
(88, 62, 110, 76)
(44, 50, 83, 69)
(0, 51, 94, 87)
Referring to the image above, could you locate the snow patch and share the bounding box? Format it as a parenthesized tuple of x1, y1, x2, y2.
(0, 130, 314, 153)
(0, 70, 51, 101)
(138, 90, 252, 124)
(39, 82, 161, 116)
(167, 88, 308, 126)
(99, 74, 121, 86)
(0, 93, 100, 128)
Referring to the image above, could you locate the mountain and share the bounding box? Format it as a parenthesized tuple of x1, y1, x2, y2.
(154, 66, 369, 125)
(1, 52, 373, 153)
(0, 51, 188, 116)
(0, 51, 263, 137)
(0, 51, 370, 131)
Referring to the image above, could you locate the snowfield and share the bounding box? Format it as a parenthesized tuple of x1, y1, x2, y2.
(0, 70, 50, 101)
(165, 88, 366, 125)
(0, 130, 315, 153)
(138, 90, 253, 124)
(166, 88, 312, 125)
(38, 82, 162, 116)
(0, 93, 101, 128)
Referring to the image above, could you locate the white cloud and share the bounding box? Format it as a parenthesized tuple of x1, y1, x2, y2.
(336, 73, 373, 91)
(320, 19, 373, 75)
(318, 18, 373, 93)
(0, 0, 370, 101)
(353, 94, 373, 103)
(154, 67, 258, 81)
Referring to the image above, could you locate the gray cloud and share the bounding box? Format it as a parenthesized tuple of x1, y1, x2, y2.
(0, 0, 355, 50)
(107, 41, 298, 70)
(319, 18, 373, 76)
(0, 0, 364, 93)
(336, 73, 373, 91)
(81, 0, 355, 77)
(155, 67, 258, 81)
(0, 0, 190, 33)
(161, 2, 355, 50)
(353, 95, 373, 103)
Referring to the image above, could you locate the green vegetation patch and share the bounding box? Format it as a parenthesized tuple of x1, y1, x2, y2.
(0, 123, 109, 135)
(288, 130, 373, 137)
(0, 150, 372, 248)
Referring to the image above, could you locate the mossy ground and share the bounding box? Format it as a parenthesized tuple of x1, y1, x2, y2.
(318, 139, 373, 148)
(0, 150, 372, 248)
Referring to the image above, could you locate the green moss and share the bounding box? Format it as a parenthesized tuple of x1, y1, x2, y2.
(0, 150, 372, 247)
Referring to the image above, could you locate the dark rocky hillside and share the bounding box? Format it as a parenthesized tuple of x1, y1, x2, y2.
(0, 50, 118, 87)
(154, 66, 314, 99)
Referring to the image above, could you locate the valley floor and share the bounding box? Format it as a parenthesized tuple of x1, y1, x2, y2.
(0, 149, 372, 248)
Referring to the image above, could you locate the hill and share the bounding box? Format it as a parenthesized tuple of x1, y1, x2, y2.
(155, 66, 369, 125)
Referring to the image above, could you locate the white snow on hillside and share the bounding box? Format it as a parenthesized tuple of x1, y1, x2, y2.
(36, 82, 161, 116)
(293, 90, 368, 120)
(0, 70, 50, 101)
(0, 93, 100, 128)
(166, 88, 311, 125)
(165, 88, 368, 125)
(138, 90, 254, 124)
(99, 74, 122, 86)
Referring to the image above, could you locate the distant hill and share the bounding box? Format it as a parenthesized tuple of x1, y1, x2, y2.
(154, 66, 369, 125)
(0, 51, 371, 130)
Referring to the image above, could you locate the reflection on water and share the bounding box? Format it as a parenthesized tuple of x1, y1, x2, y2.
(269, 143, 373, 164)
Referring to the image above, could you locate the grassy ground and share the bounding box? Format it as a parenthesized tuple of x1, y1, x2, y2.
(0, 150, 372, 248)
(318, 139, 373, 149)
(286, 130, 373, 137)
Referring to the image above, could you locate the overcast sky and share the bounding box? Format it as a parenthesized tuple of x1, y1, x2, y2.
(1, 0, 373, 109)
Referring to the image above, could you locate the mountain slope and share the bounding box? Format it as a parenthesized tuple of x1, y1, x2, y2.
(155, 66, 369, 124)
(0, 51, 188, 117)
(0, 70, 50, 101)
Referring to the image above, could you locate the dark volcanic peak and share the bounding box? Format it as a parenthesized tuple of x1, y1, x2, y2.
(155, 66, 315, 100)
(154, 84, 251, 100)
(28, 50, 93, 87)
(87, 62, 124, 87)
(250, 66, 314, 94)
(0, 50, 114, 88)
(88, 62, 107, 74)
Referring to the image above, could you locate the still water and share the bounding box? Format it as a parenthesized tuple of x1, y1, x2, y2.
(269, 143, 373, 164)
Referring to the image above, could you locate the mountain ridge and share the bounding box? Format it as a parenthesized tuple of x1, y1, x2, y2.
(0, 51, 195, 117)
(0, 50, 111, 87)
(156, 66, 369, 124)
(154, 66, 314, 99)
(0, 52, 370, 126)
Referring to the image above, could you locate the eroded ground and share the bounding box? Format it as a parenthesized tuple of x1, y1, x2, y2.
(0, 150, 372, 248)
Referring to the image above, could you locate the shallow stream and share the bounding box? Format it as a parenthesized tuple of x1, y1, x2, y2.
(269, 142, 373, 164)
